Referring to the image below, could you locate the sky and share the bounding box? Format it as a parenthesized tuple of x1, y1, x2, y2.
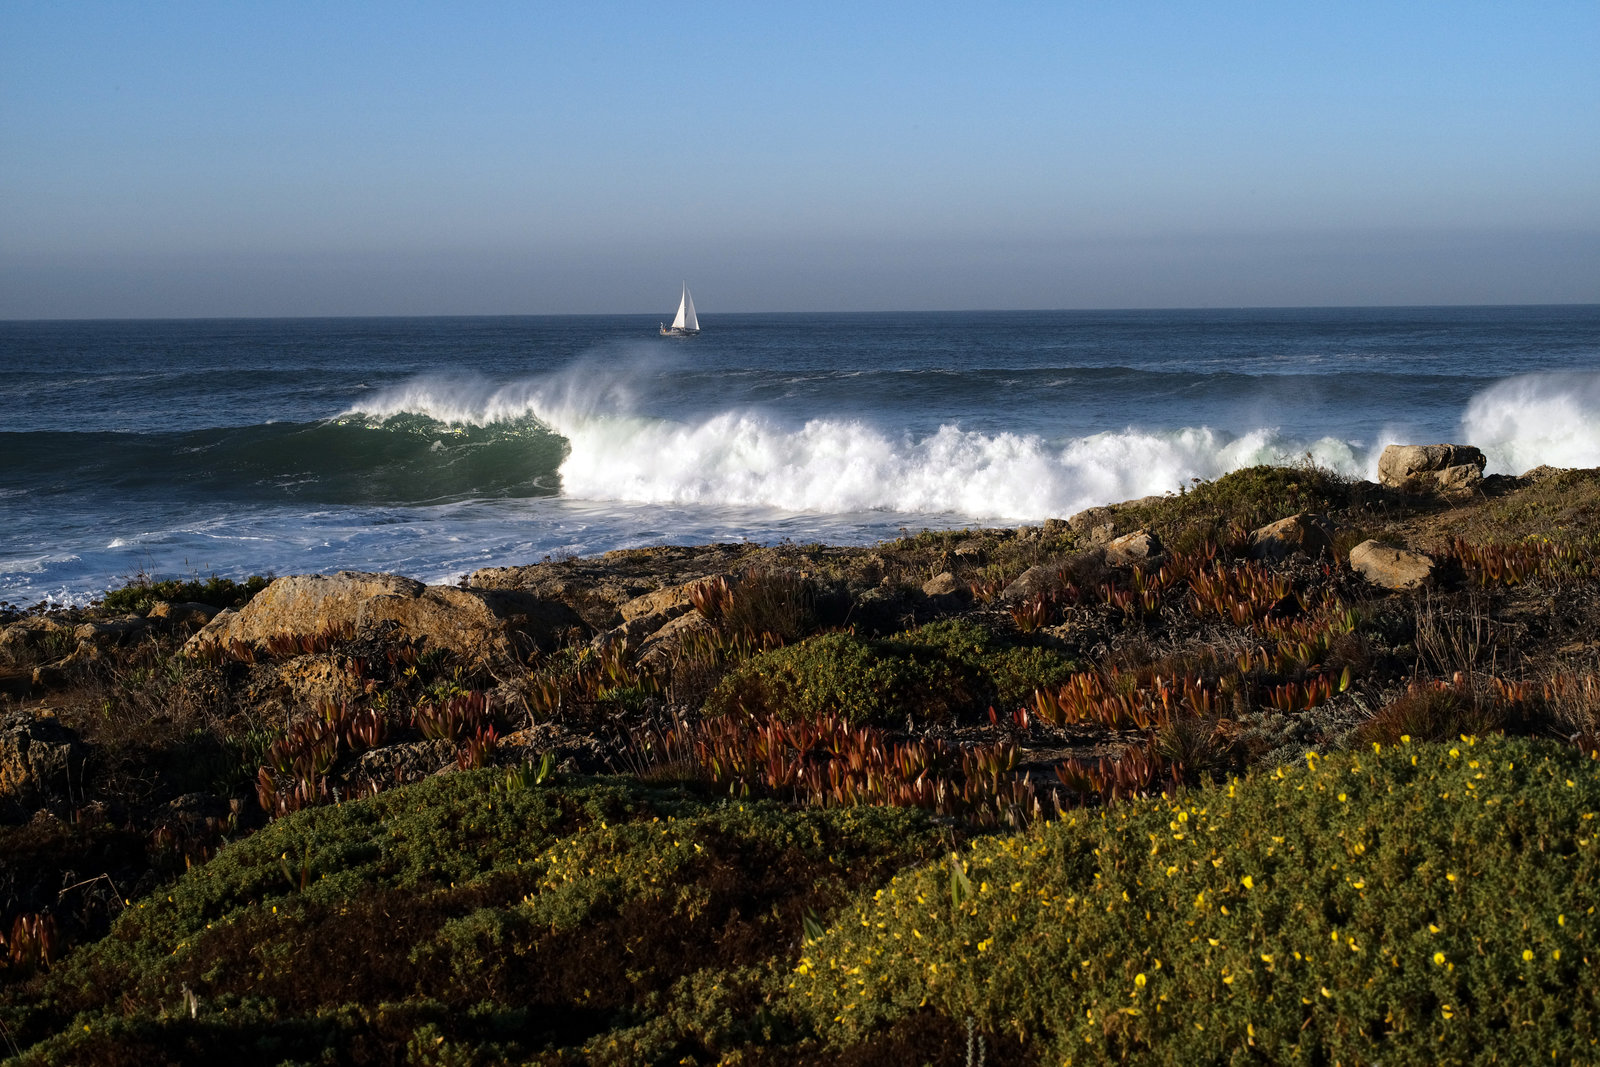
(2, 1, 1597, 318)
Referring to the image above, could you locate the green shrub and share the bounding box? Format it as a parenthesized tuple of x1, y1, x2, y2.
(890, 618, 1077, 714)
(100, 573, 271, 615)
(707, 621, 1075, 726)
(785, 735, 1600, 1065)
(707, 631, 963, 725)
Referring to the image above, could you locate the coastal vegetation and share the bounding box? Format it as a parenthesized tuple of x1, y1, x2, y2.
(4, 458, 1600, 1063)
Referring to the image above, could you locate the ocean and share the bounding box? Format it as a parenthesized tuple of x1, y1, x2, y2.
(3, 306, 1598, 607)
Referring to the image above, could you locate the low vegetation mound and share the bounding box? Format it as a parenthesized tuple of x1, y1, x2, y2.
(4, 771, 946, 1065)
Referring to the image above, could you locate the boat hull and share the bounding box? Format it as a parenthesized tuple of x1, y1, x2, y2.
(659, 326, 699, 336)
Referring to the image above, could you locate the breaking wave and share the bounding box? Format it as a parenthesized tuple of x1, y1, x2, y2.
(344, 371, 1375, 521)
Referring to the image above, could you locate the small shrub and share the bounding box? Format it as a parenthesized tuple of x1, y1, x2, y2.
(101, 574, 271, 616)
(707, 631, 965, 725)
(707, 621, 1075, 726)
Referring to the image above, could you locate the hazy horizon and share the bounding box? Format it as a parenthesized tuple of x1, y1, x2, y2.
(7, 300, 1600, 326)
(4, 3, 1597, 319)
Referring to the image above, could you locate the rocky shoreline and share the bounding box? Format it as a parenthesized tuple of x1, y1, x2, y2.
(4, 447, 1600, 1063)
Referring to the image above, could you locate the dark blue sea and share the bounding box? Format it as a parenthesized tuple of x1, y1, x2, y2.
(3, 306, 1598, 606)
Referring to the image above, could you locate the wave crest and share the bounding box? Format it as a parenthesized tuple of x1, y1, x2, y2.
(557, 412, 1369, 520)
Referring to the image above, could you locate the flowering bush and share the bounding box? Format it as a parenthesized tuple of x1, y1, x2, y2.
(788, 735, 1600, 1065)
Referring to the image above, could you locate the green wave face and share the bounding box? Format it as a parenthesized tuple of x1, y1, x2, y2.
(2, 415, 571, 506)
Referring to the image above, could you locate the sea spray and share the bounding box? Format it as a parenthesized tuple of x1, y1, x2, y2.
(1462, 371, 1600, 474)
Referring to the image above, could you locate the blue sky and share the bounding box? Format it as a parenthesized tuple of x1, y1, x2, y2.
(2, 2, 1596, 317)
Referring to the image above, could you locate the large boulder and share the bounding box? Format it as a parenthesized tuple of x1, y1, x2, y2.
(0, 711, 83, 817)
(1377, 444, 1486, 495)
(183, 571, 584, 663)
(1349, 540, 1436, 591)
(1249, 513, 1336, 562)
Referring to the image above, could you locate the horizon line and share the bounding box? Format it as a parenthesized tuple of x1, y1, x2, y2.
(5, 301, 1598, 325)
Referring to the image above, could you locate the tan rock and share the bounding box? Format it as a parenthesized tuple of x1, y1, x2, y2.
(73, 615, 150, 645)
(183, 571, 583, 664)
(193, 572, 423, 647)
(0, 617, 69, 664)
(1249, 513, 1336, 562)
(275, 653, 363, 707)
(469, 543, 759, 629)
(1377, 444, 1486, 495)
(922, 571, 960, 597)
(1349, 540, 1435, 591)
(1105, 530, 1163, 567)
(951, 541, 987, 563)
(999, 563, 1066, 603)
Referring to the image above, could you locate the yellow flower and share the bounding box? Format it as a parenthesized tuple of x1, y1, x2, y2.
(1241, 876, 1254, 890)
(1134, 973, 1147, 988)
(1433, 951, 1446, 965)
(1523, 949, 1535, 961)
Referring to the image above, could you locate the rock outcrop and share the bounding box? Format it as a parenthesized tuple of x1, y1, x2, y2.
(1349, 540, 1435, 591)
(1378, 444, 1486, 496)
(469, 544, 760, 631)
(183, 571, 584, 663)
(591, 582, 702, 651)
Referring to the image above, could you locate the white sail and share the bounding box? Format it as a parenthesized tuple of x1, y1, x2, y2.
(672, 286, 699, 332)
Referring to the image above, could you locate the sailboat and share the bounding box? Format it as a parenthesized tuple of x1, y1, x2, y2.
(659, 284, 700, 336)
